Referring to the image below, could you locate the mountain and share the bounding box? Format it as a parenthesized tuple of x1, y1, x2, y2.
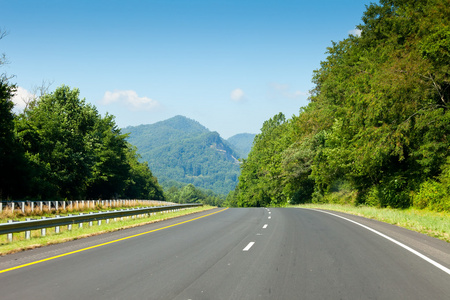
(123, 115, 209, 153)
(123, 116, 251, 195)
(227, 133, 256, 159)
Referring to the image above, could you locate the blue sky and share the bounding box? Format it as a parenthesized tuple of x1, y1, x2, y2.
(2, 0, 372, 138)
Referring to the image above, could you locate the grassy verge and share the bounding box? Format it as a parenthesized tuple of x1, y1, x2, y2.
(0, 205, 214, 255)
(293, 204, 450, 243)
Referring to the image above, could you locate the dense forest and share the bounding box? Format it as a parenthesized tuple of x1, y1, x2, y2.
(228, 0, 450, 212)
(164, 183, 226, 207)
(124, 116, 246, 195)
(0, 80, 164, 200)
(227, 133, 256, 159)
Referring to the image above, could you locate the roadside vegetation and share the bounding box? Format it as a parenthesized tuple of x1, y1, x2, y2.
(0, 205, 214, 255)
(1, 64, 164, 201)
(227, 0, 450, 216)
(164, 183, 226, 207)
(0, 200, 167, 222)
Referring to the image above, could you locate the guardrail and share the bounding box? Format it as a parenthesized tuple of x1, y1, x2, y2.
(0, 199, 170, 213)
(0, 203, 202, 242)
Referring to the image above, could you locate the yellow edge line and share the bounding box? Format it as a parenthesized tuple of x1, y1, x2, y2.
(0, 207, 229, 274)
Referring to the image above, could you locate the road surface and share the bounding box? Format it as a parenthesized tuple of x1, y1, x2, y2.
(0, 207, 449, 299)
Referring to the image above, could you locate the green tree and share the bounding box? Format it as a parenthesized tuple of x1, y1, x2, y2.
(307, 0, 450, 207)
(86, 113, 130, 199)
(0, 77, 24, 199)
(14, 85, 165, 200)
(123, 145, 164, 200)
(234, 113, 291, 207)
(15, 86, 95, 198)
(232, 0, 450, 210)
(0, 30, 29, 200)
(179, 184, 202, 203)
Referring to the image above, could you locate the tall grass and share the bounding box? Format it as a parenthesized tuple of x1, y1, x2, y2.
(0, 201, 161, 222)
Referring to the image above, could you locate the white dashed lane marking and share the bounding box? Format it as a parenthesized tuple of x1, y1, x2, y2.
(243, 242, 255, 251)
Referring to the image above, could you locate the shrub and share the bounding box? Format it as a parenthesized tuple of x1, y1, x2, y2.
(413, 180, 449, 212)
(364, 185, 382, 207)
(379, 175, 411, 209)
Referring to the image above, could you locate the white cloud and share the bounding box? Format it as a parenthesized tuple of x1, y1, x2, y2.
(230, 88, 245, 102)
(270, 83, 308, 99)
(348, 28, 362, 37)
(101, 90, 160, 111)
(12, 86, 34, 113)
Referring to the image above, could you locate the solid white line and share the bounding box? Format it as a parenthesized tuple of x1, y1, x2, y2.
(243, 242, 255, 251)
(310, 209, 450, 276)
(263, 224, 268, 229)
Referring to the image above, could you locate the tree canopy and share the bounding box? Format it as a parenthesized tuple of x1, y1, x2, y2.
(1, 84, 164, 201)
(229, 0, 450, 211)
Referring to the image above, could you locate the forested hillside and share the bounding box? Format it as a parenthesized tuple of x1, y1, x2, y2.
(123, 115, 210, 154)
(227, 133, 256, 159)
(228, 0, 450, 212)
(124, 116, 246, 195)
(0, 83, 164, 200)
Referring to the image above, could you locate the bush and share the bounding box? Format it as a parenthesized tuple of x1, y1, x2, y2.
(290, 179, 315, 204)
(379, 175, 411, 209)
(413, 180, 449, 212)
(363, 185, 382, 207)
(311, 189, 326, 204)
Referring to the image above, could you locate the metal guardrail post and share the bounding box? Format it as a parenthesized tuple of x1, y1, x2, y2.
(55, 216, 61, 233)
(25, 218, 31, 239)
(68, 214, 73, 230)
(79, 213, 83, 228)
(7, 220, 13, 242)
(41, 217, 46, 236)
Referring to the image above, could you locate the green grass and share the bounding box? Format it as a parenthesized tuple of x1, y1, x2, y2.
(0, 205, 215, 255)
(293, 204, 450, 243)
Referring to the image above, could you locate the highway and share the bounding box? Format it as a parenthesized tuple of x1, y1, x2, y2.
(0, 207, 449, 299)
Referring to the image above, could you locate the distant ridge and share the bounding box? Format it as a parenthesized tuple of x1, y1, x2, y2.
(227, 133, 256, 159)
(123, 116, 254, 194)
(123, 115, 209, 152)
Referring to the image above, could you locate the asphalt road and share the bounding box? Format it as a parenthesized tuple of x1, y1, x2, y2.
(0, 207, 449, 299)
